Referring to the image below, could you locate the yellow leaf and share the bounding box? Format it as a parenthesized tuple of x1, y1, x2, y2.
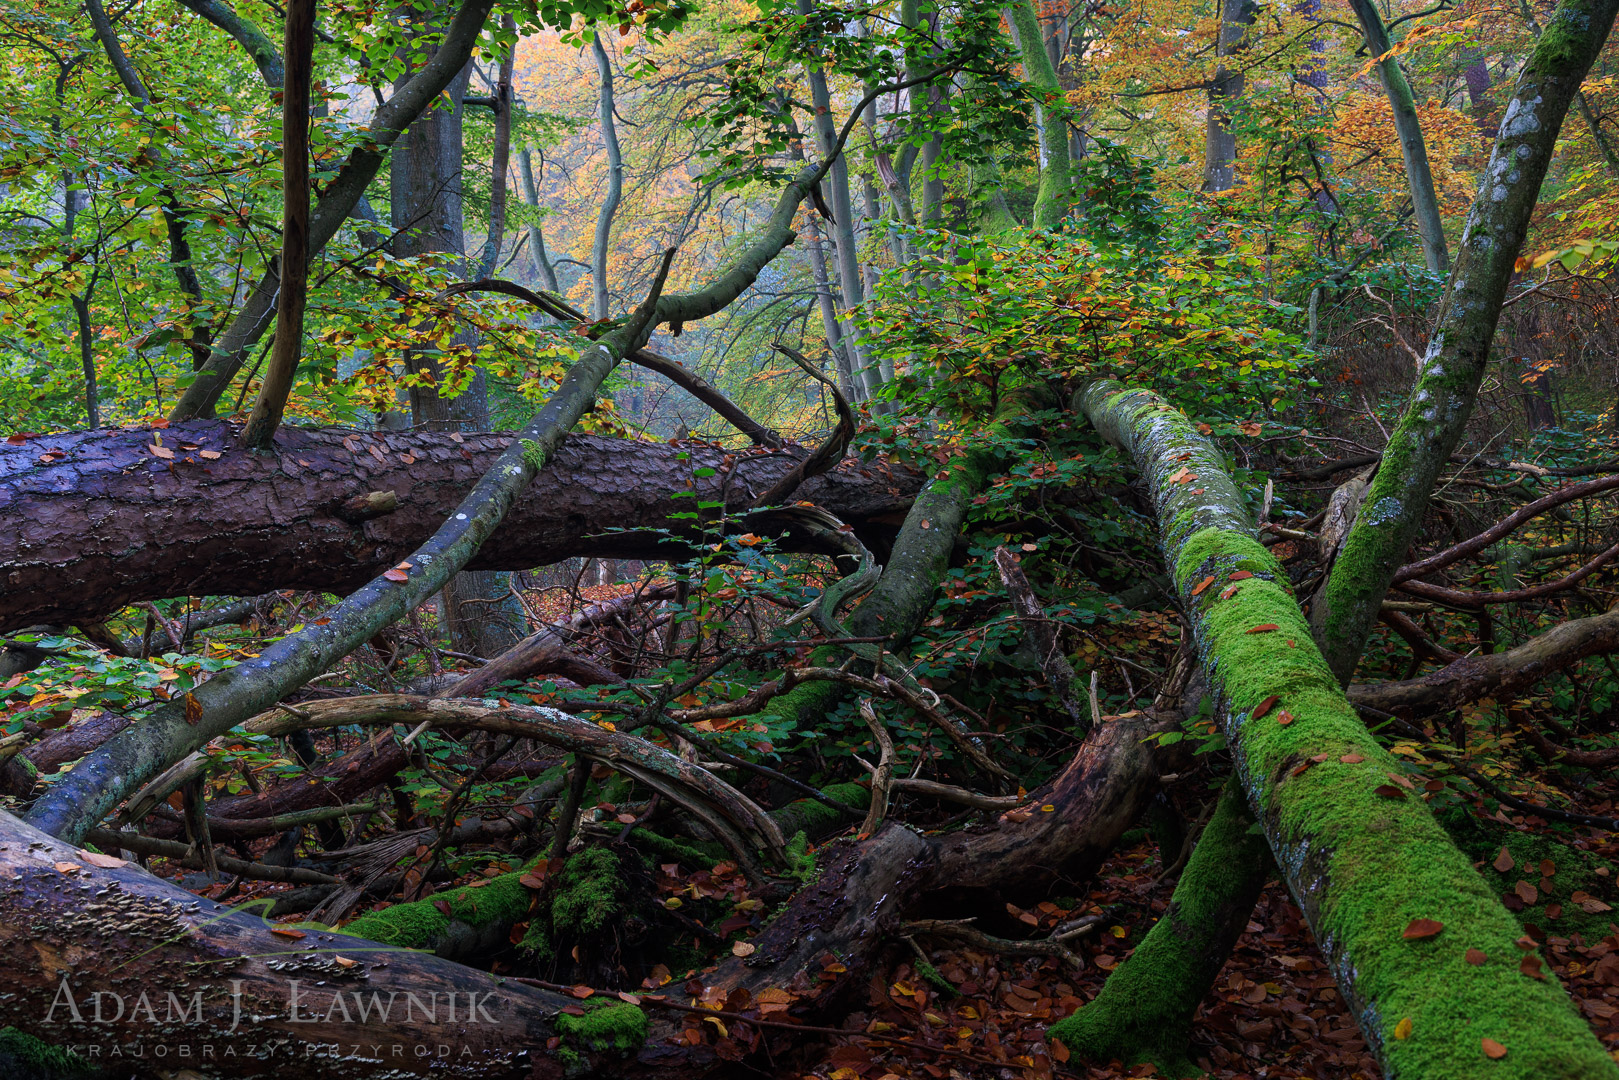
(1394, 1016, 1413, 1040)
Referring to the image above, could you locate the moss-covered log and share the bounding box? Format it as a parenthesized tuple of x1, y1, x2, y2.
(1078, 379, 1618, 1079)
(1049, 776, 1270, 1075)
(1315, 0, 1619, 682)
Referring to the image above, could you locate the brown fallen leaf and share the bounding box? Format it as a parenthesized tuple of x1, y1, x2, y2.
(383, 568, 409, 583)
(1220, 583, 1241, 600)
(732, 941, 756, 957)
(199, 449, 221, 460)
(149, 444, 174, 459)
(53, 862, 78, 874)
(1482, 1038, 1507, 1060)
(1520, 954, 1545, 980)
(1228, 570, 1254, 582)
(333, 956, 357, 968)
(1276, 710, 1295, 726)
(1515, 881, 1539, 905)
(1402, 918, 1443, 940)
(1252, 695, 1280, 719)
(1340, 753, 1365, 763)
(1247, 623, 1280, 633)
(1466, 948, 1488, 965)
(569, 984, 595, 999)
(1374, 784, 1407, 800)
(270, 928, 306, 940)
(1191, 575, 1216, 596)
(77, 849, 127, 869)
(1493, 847, 1515, 873)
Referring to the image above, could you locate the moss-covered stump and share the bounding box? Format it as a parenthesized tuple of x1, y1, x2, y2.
(554, 1002, 648, 1071)
(1078, 379, 1619, 1079)
(1049, 776, 1269, 1076)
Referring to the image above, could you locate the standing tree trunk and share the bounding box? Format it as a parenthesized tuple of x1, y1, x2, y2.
(1005, 0, 1073, 227)
(1346, 0, 1450, 275)
(1315, 0, 1619, 682)
(517, 148, 562, 291)
(1203, 0, 1257, 191)
(590, 32, 624, 322)
(239, 0, 315, 451)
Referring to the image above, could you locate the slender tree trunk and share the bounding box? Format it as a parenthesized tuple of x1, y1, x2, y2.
(1203, 0, 1257, 191)
(517, 148, 561, 291)
(1050, 776, 1270, 1073)
(474, 14, 517, 279)
(239, 0, 315, 450)
(590, 33, 623, 321)
(1346, 0, 1450, 275)
(1004, 0, 1072, 227)
(1315, 0, 1619, 682)
(1078, 378, 1619, 1079)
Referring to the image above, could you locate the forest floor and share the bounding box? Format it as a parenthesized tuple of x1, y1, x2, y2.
(128, 585, 1619, 1080)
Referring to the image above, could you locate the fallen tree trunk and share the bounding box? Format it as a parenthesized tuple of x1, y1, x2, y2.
(0, 808, 605, 1079)
(0, 423, 919, 632)
(1077, 379, 1617, 1079)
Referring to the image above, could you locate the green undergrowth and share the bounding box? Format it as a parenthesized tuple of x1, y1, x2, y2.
(0, 1028, 94, 1078)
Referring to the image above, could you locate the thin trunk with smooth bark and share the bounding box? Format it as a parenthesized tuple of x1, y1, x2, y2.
(239, 0, 315, 450)
(1315, 0, 1619, 682)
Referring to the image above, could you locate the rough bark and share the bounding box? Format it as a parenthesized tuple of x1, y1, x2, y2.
(1314, 0, 1619, 682)
(1346, 0, 1450, 275)
(1203, 0, 1257, 192)
(1079, 378, 1617, 1079)
(0, 423, 919, 632)
(1350, 606, 1619, 715)
(174, 0, 285, 87)
(516, 149, 561, 291)
(0, 808, 596, 1079)
(27, 133, 862, 842)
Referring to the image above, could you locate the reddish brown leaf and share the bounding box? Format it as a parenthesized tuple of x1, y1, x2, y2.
(1191, 575, 1216, 596)
(1493, 847, 1514, 873)
(1276, 710, 1294, 726)
(1374, 785, 1407, 800)
(383, 568, 409, 583)
(1465, 948, 1488, 965)
(1252, 695, 1280, 719)
(270, 928, 306, 940)
(1515, 881, 1539, 905)
(1228, 570, 1254, 582)
(1246, 623, 1280, 634)
(1402, 918, 1443, 940)
(1482, 1038, 1507, 1059)
(1339, 753, 1365, 763)
(1520, 954, 1545, 980)
(569, 984, 595, 999)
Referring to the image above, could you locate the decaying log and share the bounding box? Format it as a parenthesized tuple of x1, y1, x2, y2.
(0, 808, 595, 1079)
(0, 422, 920, 632)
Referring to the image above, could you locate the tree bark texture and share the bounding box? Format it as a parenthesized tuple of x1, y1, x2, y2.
(1315, 0, 1619, 683)
(1203, 0, 1256, 192)
(1048, 776, 1270, 1072)
(0, 808, 597, 1079)
(0, 422, 920, 632)
(1079, 378, 1617, 1079)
